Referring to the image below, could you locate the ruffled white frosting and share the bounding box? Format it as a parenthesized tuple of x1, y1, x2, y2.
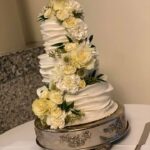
(40, 19, 68, 53)
(65, 82, 118, 125)
(38, 53, 57, 83)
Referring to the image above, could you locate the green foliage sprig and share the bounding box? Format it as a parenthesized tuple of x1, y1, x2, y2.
(73, 11, 84, 19)
(84, 70, 106, 85)
(58, 101, 74, 112)
(38, 15, 48, 22)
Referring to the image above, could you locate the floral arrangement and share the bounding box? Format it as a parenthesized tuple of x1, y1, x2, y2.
(32, 0, 105, 129)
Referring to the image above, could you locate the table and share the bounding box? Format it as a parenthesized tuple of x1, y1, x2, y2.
(0, 104, 150, 150)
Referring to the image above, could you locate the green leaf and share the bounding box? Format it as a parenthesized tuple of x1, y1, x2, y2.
(58, 101, 74, 112)
(38, 15, 48, 22)
(65, 111, 84, 124)
(77, 68, 85, 77)
(52, 43, 64, 47)
(55, 48, 66, 54)
(91, 70, 96, 77)
(84, 70, 106, 85)
(71, 109, 81, 116)
(91, 45, 96, 48)
(73, 11, 84, 19)
(49, 52, 55, 58)
(66, 36, 73, 42)
(89, 35, 94, 43)
(97, 74, 104, 78)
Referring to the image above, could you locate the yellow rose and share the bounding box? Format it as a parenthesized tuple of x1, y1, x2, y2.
(79, 80, 86, 89)
(65, 43, 78, 52)
(32, 99, 49, 118)
(44, 8, 52, 18)
(47, 100, 57, 111)
(53, 0, 66, 10)
(56, 9, 71, 21)
(51, 107, 63, 118)
(49, 90, 63, 104)
(63, 17, 77, 28)
(63, 65, 76, 75)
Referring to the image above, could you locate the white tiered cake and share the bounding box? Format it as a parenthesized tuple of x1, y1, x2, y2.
(33, 0, 128, 149)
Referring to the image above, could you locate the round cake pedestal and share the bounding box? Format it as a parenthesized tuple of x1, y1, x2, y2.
(34, 104, 129, 150)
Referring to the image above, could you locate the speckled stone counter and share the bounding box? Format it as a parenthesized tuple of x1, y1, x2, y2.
(0, 47, 44, 134)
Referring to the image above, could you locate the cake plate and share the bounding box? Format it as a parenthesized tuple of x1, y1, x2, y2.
(34, 104, 129, 150)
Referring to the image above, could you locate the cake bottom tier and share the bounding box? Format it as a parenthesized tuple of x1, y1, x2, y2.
(34, 104, 129, 150)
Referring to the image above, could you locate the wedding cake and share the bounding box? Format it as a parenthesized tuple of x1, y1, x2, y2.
(33, 0, 128, 149)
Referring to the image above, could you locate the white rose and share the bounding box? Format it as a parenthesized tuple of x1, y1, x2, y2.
(37, 86, 49, 99)
(56, 9, 71, 21)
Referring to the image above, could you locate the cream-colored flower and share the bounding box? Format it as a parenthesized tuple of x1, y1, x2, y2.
(32, 99, 49, 118)
(65, 43, 78, 52)
(53, 0, 66, 10)
(49, 90, 63, 104)
(37, 86, 49, 99)
(47, 100, 57, 111)
(79, 80, 86, 89)
(46, 110, 66, 129)
(67, 19, 88, 40)
(63, 65, 76, 75)
(56, 74, 81, 94)
(51, 65, 64, 82)
(71, 45, 94, 68)
(51, 107, 63, 118)
(44, 8, 52, 18)
(66, 0, 83, 13)
(47, 116, 65, 129)
(63, 17, 77, 28)
(56, 9, 71, 21)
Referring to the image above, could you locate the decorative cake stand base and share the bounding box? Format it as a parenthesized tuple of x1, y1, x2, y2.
(34, 104, 129, 150)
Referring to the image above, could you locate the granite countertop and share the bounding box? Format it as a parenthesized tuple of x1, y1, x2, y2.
(0, 46, 45, 134)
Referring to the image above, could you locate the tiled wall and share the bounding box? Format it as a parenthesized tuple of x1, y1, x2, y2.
(0, 47, 44, 134)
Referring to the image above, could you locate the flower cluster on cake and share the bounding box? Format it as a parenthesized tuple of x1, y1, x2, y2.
(32, 0, 118, 130)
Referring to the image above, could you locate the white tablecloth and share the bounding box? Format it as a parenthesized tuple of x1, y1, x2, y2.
(0, 104, 150, 150)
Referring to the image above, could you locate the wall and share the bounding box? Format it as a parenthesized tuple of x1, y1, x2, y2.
(17, 0, 47, 44)
(0, 0, 25, 55)
(1, 0, 150, 104)
(81, 0, 150, 104)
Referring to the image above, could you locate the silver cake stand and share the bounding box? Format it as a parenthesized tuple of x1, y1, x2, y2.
(34, 104, 129, 150)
